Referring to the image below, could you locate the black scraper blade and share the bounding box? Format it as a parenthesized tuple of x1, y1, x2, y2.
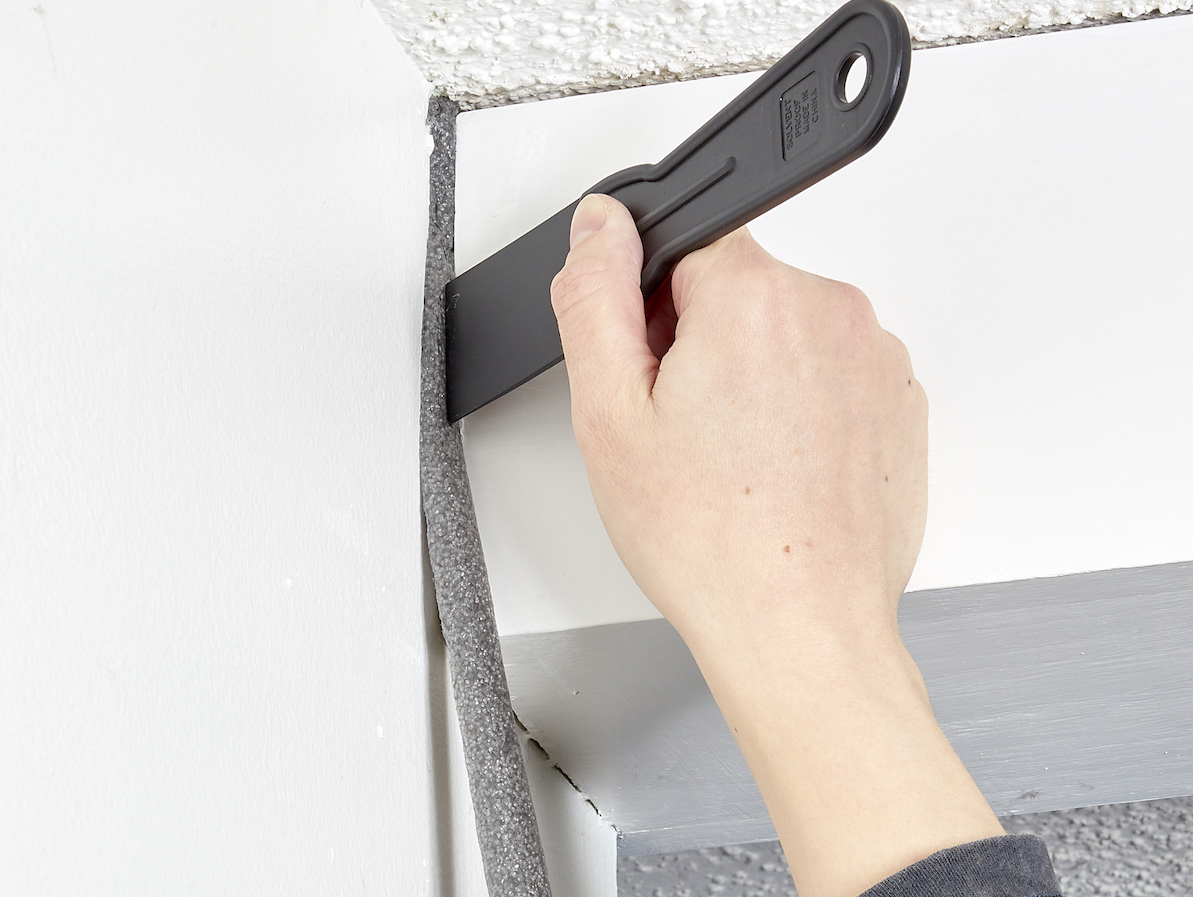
(445, 0, 911, 421)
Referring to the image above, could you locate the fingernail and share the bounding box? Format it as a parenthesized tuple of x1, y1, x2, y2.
(570, 194, 608, 249)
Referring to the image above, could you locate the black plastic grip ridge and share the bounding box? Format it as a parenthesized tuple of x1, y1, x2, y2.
(445, 0, 911, 421)
(594, 0, 910, 297)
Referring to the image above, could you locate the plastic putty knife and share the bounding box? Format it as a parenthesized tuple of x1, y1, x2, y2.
(445, 0, 911, 421)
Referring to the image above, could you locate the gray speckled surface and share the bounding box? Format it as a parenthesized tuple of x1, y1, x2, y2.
(1002, 798, 1193, 896)
(420, 97, 552, 897)
(618, 796, 1193, 896)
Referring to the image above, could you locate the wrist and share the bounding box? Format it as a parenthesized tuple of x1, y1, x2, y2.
(674, 587, 914, 696)
(692, 618, 929, 724)
(681, 602, 1003, 897)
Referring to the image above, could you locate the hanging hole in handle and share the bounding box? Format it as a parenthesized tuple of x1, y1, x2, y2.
(836, 49, 870, 107)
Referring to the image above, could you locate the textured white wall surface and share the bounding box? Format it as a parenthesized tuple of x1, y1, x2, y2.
(377, 0, 1190, 107)
(0, 3, 495, 894)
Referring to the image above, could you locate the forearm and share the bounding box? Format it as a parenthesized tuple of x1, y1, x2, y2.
(691, 620, 1005, 897)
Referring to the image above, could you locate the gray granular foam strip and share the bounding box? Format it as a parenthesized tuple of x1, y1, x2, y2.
(419, 95, 553, 897)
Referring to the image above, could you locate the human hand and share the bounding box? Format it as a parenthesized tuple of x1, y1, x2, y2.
(550, 193, 928, 661)
(550, 194, 1003, 897)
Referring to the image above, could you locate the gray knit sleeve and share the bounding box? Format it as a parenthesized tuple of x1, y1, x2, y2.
(859, 834, 1062, 897)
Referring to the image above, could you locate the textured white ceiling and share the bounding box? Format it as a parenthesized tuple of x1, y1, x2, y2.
(375, 0, 1189, 107)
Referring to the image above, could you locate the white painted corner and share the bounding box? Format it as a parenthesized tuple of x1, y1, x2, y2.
(524, 733, 620, 897)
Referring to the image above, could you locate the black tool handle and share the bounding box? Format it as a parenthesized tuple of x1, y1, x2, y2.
(443, 0, 910, 421)
(593, 0, 910, 297)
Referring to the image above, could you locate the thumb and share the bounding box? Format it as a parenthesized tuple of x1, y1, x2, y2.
(550, 194, 657, 420)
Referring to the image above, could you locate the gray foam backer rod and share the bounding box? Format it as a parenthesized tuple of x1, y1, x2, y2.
(419, 96, 553, 897)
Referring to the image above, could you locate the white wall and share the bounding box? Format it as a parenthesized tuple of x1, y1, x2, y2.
(0, 2, 484, 894)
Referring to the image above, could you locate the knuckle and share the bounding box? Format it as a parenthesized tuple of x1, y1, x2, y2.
(731, 262, 799, 326)
(816, 281, 881, 360)
(886, 330, 914, 370)
(837, 282, 879, 332)
(550, 252, 639, 322)
(549, 261, 591, 320)
(669, 249, 708, 301)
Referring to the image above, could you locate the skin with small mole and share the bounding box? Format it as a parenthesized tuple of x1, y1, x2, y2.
(552, 197, 999, 897)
